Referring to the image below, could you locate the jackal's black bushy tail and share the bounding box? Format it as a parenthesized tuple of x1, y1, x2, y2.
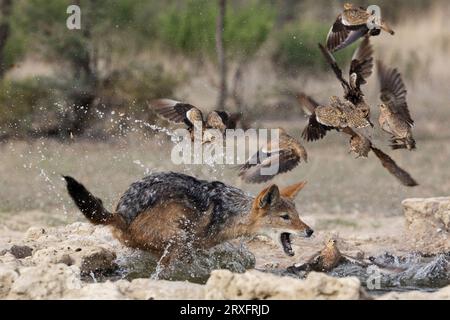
(63, 176, 113, 224)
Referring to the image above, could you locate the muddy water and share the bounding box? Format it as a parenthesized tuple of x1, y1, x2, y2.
(279, 251, 450, 294)
(84, 242, 256, 284)
(84, 242, 450, 295)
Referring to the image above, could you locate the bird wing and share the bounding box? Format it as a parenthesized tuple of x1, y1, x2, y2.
(371, 146, 418, 187)
(297, 93, 334, 141)
(341, 127, 357, 137)
(377, 61, 413, 126)
(326, 16, 349, 52)
(150, 99, 202, 127)
(239, 133, 305, 183)
(206, 111, 229, 132)
(239, 149, 301, 184)
(349, 36, 374, 86)
(302, 115, 334, 142)
(318, 43, 350, 89)
(297, 92, 320, 115)
(307, 251, 325, 271)
(214, 110, 230, 124)
(226, 113, 242, 129)
(326, 14, 368, 53)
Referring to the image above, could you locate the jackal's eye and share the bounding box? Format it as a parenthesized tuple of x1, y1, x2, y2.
(280, 214, 290, 220)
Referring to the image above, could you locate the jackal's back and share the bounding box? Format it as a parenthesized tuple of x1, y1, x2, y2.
(115, 172, 252, 227)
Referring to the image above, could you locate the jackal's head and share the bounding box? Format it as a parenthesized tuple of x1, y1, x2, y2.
(250, 182, 313, 256)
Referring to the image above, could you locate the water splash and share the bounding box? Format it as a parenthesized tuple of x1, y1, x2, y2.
(112, 242, 255, 284)
(151, 241, 173, 280)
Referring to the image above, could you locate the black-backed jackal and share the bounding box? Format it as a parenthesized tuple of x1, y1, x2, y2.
(64, 172, 313, 265)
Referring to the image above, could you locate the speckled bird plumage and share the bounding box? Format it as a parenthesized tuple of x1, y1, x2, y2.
(239, 129, 308, 184)
(377, 61, 416, 150)
(299, 91, 418, 187)
(316, 96, 371, 129)
(149, 99, 241, 142)
(327, 3, 395, 52)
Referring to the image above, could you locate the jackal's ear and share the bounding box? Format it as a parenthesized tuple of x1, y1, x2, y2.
(280, 181, 307, 200)
(257, 184, 280, 209)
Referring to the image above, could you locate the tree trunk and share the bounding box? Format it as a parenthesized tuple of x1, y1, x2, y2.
(231, 63, 244, 113)
(215, 0, 227, 111)
(0, 0, 12, 79)
(68, 24, 98, 136)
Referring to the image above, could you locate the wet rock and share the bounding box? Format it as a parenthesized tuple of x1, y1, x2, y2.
(9, 245, 33, 259)
(205, 270, 365, 300)
(79, 247, 117, 275)
(9, 264, 82, 299)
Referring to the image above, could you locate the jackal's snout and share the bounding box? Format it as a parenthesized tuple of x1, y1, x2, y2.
(296, 224, 314, 238)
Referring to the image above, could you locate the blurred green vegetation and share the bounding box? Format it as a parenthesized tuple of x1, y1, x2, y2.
(158, 0, 275, 58)
(272, 21, 356, 75)
(98, 63, 178, 113)
(0, 0, 442, 138)
(0, 78, 62, 134)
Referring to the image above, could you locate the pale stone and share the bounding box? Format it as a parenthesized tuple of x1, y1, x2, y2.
(402, 197, 450, 252)
(205, 269, 365, 300)
(378, 285, 450, 300)
(0, 266, 19, 298)
(9, 264, 82, 299)
(403, 197, 450, 231)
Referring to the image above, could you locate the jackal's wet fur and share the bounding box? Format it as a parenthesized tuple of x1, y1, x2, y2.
(64, 172, 313, 265)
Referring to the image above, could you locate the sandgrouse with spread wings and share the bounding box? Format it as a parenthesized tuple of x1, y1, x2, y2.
(326, 3, 395, 53)
(149, 99, 240, 143)
(377, 61, 416, 150)
(298, 92, 418, 187)
(320, 36, 374, 121)
(302, 37, 374, 141)
(239, 129, 308, 184)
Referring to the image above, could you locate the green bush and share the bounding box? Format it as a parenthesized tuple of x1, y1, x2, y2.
(272, 21, 356, 75)
(0, 78, 63, 134)
(224, 2, 275, 58)
(2, 2, 27, 69)
(158, 0, 275, 59)
(99, 63, 178, 114)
